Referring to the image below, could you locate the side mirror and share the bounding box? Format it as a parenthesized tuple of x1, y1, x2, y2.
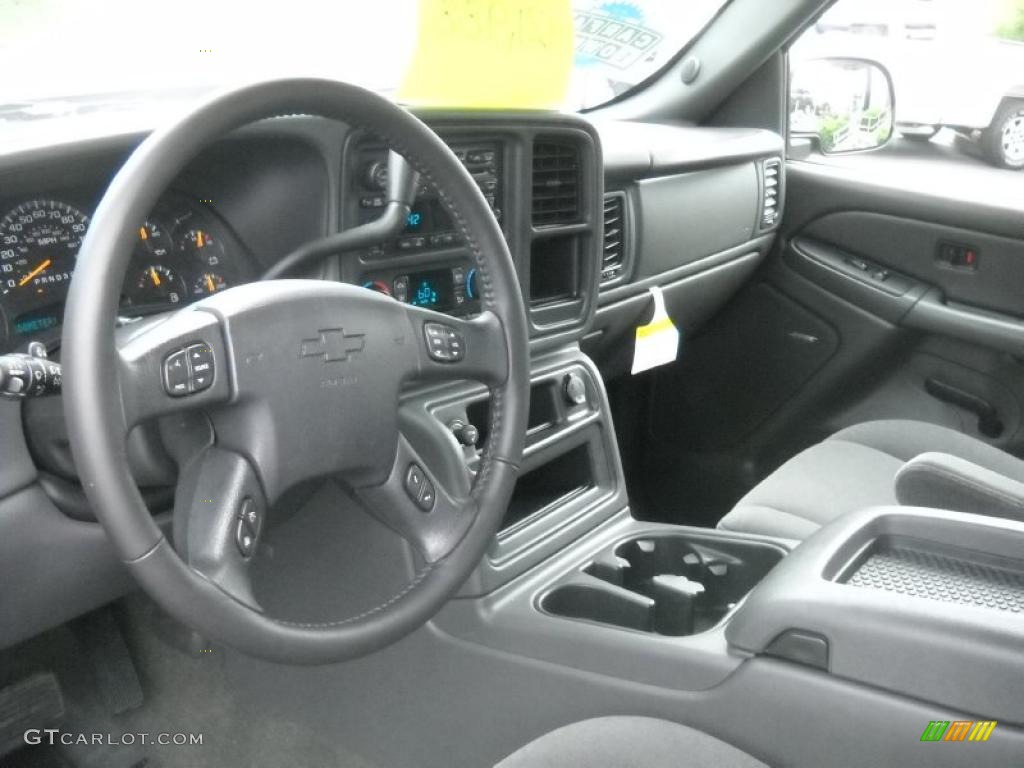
(789, 57, 895, 155)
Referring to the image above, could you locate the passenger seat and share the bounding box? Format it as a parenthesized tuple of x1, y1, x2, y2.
(717, 420, 1024, 540)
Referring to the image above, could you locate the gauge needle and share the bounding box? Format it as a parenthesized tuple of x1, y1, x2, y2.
(149, 267, 161, 286)
(19, 258, 52, 286)
(205, 274, 215, 293)
(139, 226, 148, 240)
(195, 231, 204, 248)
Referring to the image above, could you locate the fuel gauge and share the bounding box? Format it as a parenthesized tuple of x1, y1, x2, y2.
(128, 265, 186, 308)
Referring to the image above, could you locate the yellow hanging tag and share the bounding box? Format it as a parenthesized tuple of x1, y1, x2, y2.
(632, 286, 679, 375)
(398, 0, 575, 109)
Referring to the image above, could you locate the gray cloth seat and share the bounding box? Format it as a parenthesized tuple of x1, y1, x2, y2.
(495, 716, 767, 768)
(717, 419, 1024, 540)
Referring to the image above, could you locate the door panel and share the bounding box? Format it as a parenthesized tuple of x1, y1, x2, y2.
(626, 155, 1024, 526)
(767, 159, 1024, 455)
(802, 211, 1024, 318)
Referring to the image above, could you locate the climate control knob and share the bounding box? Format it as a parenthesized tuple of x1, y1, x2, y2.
(361, 279, 392, 296)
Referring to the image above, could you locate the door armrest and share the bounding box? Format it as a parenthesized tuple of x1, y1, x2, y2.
(895, 452, 1024, 521)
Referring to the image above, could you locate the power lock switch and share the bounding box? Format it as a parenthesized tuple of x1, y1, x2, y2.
(163, 342, 215, 396)
(937, 241, 980, 271)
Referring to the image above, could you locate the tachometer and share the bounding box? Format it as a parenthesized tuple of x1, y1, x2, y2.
(0, 200, 88, 302)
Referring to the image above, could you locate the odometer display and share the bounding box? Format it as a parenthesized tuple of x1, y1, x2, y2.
(0, 200, 88, 303)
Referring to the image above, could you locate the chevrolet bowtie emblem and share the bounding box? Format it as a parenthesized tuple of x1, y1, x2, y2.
(300, 328, 365, 362)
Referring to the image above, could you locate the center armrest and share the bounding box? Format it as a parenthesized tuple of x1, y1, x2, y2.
(726, 506, 1024, 724)
(894, 452, 1024, 521)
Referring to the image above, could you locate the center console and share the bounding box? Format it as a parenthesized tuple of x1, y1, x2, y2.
(344, 111, 1022, 742)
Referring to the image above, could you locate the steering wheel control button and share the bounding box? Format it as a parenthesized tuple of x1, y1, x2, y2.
(163, 350, 190, 396)
(404, 463, 436, 512)
(405, 463, 426, 497)
(187, 343, 215, 392)
(423, 322, 466, 363)
(235, 519, 256, 558)
(238, 496, 263, 535)
(235, 497, 263, 559)
(162, 342, 216, 396)
(417, 480, 436, 512)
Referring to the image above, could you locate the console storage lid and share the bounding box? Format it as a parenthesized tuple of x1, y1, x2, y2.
(726, 506, 1024, 724)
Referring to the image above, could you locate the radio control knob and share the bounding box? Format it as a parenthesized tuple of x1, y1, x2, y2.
(563, 373, 587, 406)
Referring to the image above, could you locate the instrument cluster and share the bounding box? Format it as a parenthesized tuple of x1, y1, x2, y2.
(0, 195, 253, 352)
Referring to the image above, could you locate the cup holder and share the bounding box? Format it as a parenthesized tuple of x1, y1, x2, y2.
(540, 533, 786, 637)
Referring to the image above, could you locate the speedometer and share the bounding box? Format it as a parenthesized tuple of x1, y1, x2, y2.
(0, 200, 89, 303)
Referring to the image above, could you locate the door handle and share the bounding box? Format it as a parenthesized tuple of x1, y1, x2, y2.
(924, 377, 1004, 438)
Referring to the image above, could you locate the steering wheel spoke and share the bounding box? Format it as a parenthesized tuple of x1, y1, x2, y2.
(116, 308, 232, 430)
(355, 433, 476, 563)
(173, 445, 266, 611)
(405, 306, 509, 387)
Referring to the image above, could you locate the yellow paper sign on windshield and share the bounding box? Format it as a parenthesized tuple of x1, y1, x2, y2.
(398, 0, 574, 109)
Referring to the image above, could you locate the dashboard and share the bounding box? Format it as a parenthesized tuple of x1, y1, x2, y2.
(0, 108, 785, 652)
(0, 193, 254, 353)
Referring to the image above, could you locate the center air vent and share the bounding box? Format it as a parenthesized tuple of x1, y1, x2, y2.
(760, 158, 782, 230)
(532, 141, 580, 226)
(601, 192, 627, 284)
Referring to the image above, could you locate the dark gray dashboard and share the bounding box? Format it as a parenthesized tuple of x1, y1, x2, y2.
(0, 109, 781, 650)
(582, 120, 785, 378)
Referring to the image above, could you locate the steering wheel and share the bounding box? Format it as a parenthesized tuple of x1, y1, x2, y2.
(61, 79, 529, 664)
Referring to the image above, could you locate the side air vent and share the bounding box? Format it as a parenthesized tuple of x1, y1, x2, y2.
(532, 141, 580, 226)
(760, 158, 782, 230)
(601, 192, 627, 284)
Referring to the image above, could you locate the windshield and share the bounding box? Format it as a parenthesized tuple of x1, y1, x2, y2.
(0, 0, 728, 112)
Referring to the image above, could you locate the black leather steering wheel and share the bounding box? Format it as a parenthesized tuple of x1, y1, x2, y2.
(62, 79, 529, 664)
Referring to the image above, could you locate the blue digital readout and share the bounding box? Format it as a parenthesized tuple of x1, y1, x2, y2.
(15, 316, 59, 334)
(406, 211, 423, 229)
(411, 279, 439, 307)
(13, 311, 60, 335)
(406, 269, 453, 310)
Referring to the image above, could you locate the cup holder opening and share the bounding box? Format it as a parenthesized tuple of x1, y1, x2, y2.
(541, 534, 786, 637)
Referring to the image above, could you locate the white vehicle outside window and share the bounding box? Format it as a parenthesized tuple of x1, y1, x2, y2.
(791, 0, 1024, 169)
